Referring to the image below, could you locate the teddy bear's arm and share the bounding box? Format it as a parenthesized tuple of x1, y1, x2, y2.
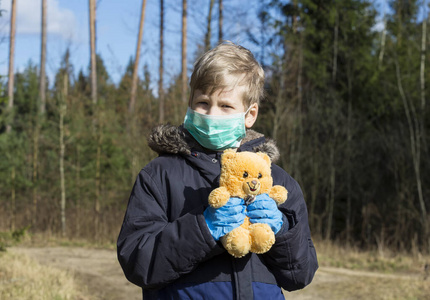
(269, 185, 288, 205)
(208, 186, 231, 208)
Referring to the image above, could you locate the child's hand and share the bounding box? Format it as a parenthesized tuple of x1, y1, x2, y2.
(247, 194, 284, 234)
(204, 197, 246, 241)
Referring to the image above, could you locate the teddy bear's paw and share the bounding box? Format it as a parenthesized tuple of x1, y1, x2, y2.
(249, 223, 275, 254)
(221, 226, 251, 258)
(269, 186, 288, 205)
(208, 187, 231, 208)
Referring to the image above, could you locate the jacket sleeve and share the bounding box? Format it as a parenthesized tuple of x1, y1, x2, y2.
(263, 165, 318, 291)
(117, 166, 224, 290)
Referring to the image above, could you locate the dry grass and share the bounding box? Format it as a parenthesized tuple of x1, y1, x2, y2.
(2, 234, 430, 300)
(0, 251, 86, 300)
(291, 270, 430, 300)
(288, 239, 430, 300)
(24, 233, 116, 250)
(314, 239, 430, 274)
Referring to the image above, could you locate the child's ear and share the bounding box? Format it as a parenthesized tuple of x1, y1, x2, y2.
(245, 103, 258, 128)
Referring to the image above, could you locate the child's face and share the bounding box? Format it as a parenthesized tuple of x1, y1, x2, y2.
(190, 77, 258, 128)
(190, 87, 246, 116)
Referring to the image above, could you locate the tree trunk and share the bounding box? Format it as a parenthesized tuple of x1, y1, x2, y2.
(218, 0, 223, 43)
(325, 144, 336, 241)
(95, 133, 101, 240)
(7, 0, 17, 231)
(326, 11, 339, 241)
(89, 0, 100, 239)
(205, 0, 215, 52)
(420, 11, 428, 152)
(76, 144, 81, 237)
(332, 11, 338, 83)
(342, 24, 354, 244)
(395, 60, 427, 233)
(158, 0, 165, 123)
(11, 167, 16, 231)
(346, 63, 353, 244)
(396, 2, 402, 48)
(7, 0, 17, 133)
(89, 0, 97, 105)
(32, 129, 39, 228)
(40, 0, 47, 115)
(181, 0, 188, 104)
(419, 11, 428, 247)
(59, 73, 68, 237)
(294, 43, 304, 184)
(421, 14, 427, 110)
(292, 3, 303, 182)
(129, 0, 147, 114)
(378, 8, 387, 68)
(309, 153, 319, 232)
(33, 0, 47, 230)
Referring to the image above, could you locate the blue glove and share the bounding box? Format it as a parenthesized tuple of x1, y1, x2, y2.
(204, 197, 246, 241)
(246, 193, 284, 234)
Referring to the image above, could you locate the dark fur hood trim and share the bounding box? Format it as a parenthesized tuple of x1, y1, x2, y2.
(252, 138, 280, 163)
(147, 125, 280, 163)
(147, 125, 192, 155)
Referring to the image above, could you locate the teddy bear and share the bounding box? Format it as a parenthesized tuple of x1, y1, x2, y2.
(208, 149, 288, 258)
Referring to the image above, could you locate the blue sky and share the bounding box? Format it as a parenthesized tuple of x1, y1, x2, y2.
(0, 0, 397, 91)
(0, 0, 267, 90)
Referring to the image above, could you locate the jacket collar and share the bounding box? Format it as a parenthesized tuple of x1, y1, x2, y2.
(147, 124, 280, 163)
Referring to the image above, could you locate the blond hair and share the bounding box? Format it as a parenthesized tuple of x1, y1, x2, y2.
(189, 42, 265, 106)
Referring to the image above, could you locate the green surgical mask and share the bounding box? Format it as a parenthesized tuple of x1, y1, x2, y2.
(184, 107, 250, 151)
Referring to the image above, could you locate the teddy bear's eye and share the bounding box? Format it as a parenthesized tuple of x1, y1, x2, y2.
(243, 172, 248, 178)
(258, 173, 262, 179)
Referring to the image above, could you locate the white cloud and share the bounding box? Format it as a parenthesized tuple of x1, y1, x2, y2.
(0, 0, 77, 40)
(372, 19, 385, 33)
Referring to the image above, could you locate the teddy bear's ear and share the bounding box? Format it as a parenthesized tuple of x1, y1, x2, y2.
(221, 149, 237, 165)
(256, 152, 271, 165)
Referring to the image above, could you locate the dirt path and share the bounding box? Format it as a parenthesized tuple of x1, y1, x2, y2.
(10, 247, 429, 300)
(288, 266, 423, 300)
(12, 247, 141, 300)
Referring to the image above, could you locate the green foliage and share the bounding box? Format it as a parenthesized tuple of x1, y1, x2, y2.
(260, 0, 430, 251)
(0, 1, 428, 252)
(0, 227, 30, 251)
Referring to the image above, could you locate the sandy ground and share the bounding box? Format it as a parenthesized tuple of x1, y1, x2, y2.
(10, 247, 427, 300)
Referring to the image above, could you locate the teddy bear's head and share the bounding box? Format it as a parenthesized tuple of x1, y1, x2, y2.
(219, 149, 273, 199)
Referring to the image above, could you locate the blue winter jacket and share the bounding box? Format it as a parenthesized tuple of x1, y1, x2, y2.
(117, 125, 318, 300)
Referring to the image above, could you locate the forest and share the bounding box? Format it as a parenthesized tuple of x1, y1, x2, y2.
(0, 0, 429, 254)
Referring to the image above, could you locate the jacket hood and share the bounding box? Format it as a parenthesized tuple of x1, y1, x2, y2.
(147, 124, 280, 163)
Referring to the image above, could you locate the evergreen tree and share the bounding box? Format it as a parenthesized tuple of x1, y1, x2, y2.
(265, 0, 379, 243)
(379, 0, 428, 250)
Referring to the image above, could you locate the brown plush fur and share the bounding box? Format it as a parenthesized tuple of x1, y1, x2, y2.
(208, 149, 288, 258)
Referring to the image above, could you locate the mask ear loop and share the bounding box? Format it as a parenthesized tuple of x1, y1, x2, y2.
(244, 105, 253, 116)
(236, 106, 251, 148)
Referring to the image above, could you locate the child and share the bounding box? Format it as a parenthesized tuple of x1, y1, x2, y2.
(117, 42, 318, 300)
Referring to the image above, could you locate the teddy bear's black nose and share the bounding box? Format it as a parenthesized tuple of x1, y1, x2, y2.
(251, 180, 257, 185)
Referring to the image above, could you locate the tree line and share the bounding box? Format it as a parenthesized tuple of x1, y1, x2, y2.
(0, 0, 429, 253)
